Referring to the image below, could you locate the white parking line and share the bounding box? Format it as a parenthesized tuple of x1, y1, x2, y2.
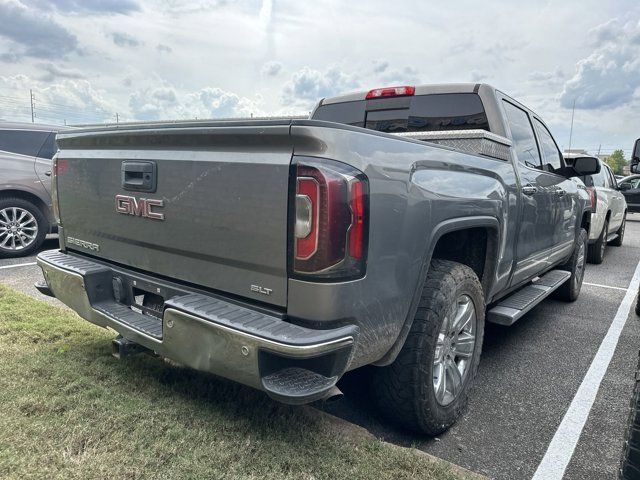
(583, 282, 628, 292)
(0, 262, 37, 270)
(532, 260, 640, 480)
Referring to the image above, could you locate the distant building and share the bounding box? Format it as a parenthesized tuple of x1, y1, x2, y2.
(563, 149, 589, 156)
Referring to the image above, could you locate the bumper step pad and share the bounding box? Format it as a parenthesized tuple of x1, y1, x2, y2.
(487, 269, 571, 326)
(94, 301, 162, 339)
(262, 367, 338, 404)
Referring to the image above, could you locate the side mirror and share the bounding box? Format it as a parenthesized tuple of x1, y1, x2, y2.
(632, 139, 640, 173)
(572, 156, 600, 176)
(620, 183, 631, 191)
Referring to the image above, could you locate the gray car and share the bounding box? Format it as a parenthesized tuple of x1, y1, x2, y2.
(0, 122, 61, 257)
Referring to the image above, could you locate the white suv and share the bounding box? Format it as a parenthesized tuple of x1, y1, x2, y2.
(565, 154, 627, 264)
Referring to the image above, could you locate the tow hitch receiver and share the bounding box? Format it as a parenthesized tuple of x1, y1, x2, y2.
(112, 335, 150, 359)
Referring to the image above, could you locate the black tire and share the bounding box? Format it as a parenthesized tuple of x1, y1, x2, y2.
(587, 219, 608, 264)
(554, 228, 588, 302)
(371, 259, 485, 435)
(0, 197, 48, 259)
(610, 214, 626, 247)
(619, 351, 640, 479)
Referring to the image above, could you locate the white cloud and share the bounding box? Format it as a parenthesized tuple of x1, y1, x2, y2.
(111, 31, 142, 47)
(0, 0, 79, 58)
(129, 85, 263, 120)
(560, 19, 640, 109)
(0, 73, 114, 124)
(281, 66, 359, 107)
(261, 61, 282, 77)
(0, 0, 638, 153)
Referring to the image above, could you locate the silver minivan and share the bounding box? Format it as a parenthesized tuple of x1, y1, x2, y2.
(0, 122, 61, 258)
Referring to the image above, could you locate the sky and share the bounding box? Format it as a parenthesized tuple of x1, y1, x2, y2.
(0, 0, 639, 156)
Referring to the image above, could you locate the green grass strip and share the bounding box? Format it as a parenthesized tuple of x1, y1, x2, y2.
(0, 285, 473, 480)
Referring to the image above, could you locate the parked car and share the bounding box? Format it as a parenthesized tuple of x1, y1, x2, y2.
(36, 83, 597, 435)
(0, 122, 62, 257)
(564, 153, 627, 264)
(618, 174, 640, 213)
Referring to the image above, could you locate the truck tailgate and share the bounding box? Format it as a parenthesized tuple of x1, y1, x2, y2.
(55, 122, 293, 307)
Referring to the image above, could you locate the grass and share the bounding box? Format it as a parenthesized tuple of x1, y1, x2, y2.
(0, 285, 475, 480)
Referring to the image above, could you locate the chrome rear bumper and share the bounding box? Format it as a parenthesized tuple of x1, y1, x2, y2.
(36, 250, 357, 404)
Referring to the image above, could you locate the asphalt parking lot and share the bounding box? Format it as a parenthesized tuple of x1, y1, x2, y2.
(2, 221, 639, 480)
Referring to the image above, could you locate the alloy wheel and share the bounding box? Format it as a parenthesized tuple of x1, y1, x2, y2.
(574, 239, 586, 289)
(433, 294, 477, 406)
(0, 207, 38, 251)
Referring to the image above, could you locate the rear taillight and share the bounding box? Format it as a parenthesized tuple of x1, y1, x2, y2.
(586, 186, 597, 212)
(291, 157, 368, 281)
(365, 85, 415, 99)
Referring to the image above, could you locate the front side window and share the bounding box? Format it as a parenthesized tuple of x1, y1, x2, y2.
(533, 118, 562, 172)
(502, 101, 541, 168)
(0, 129, 50, 157)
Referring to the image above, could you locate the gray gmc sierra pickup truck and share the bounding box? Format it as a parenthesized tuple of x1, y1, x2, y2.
(36, 83, 599, 434)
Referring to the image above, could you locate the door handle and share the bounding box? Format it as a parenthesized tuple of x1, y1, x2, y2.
(44, 170, 51, 177)
(522, 184, 538, 195)
(555, 188, 566, 197)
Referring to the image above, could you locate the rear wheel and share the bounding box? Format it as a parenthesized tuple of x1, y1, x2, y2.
(610, 214, 626, 247)
(554, 228, 588, 302)
(0, 197, 47, 258)
(588, 219, 608, 264)
(619, 351, 640, 479)
(371, 260, 484, 435)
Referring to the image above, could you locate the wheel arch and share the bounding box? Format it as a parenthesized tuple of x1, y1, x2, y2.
(0, 188, 53, 231)
(374, 216, 499, 366)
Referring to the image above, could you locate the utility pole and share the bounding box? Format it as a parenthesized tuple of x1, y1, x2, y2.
(115, 112, 119, 124)
(597, 144, 601, 156)
(30, 89, 35, 123)
(568, 98, 576, 153)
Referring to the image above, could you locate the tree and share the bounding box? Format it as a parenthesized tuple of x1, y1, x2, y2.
(605, 149, 627, 175)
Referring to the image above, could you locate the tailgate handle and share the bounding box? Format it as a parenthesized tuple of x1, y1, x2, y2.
(121, 161, 157, 192)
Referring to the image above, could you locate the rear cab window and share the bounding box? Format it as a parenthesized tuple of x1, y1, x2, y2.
(312, 93, 490, 133)
(0, 129, 51, 158)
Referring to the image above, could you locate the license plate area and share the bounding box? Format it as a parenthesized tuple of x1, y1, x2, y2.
(131, 287, 164, 319)
(112, 274, 168, 320)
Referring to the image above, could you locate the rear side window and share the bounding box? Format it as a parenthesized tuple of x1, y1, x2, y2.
(533, 118, 562, 171)
(581, 161, 606, 187)
(312, 93, 490, 133)
(0, 129, 50, 157)
(36, 132, 57, 159)
(312, 101, 365, 127)
(502, 101, 541, 168)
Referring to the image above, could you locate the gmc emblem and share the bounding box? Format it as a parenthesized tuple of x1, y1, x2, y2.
(115, 194, 165, 221)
